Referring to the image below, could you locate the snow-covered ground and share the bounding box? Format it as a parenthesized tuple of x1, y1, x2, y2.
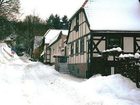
(0, 43, 140, 105)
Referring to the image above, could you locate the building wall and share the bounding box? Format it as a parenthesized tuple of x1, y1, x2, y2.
(135, 37, 140, 53)
(92, 36, 106, 56)
(50, 35, 67, 64)
(67, 10, 90, 77)
(123, 37, 134, 53)
(67, 8, 140, 78)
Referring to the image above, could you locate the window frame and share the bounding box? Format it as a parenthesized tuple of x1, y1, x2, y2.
(75, 40, 79, 55)
(70, 42, 74, 56)
(74, 15, 79, 32)
(107, 36, 122, 49)
(80, 38, 84, 54)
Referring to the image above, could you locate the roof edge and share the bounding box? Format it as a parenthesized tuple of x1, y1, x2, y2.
(91, 30, 140, 33)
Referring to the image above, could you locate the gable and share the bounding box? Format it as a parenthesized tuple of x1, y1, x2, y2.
(67, 9, 90, 43)
(44, 29, 68, 44)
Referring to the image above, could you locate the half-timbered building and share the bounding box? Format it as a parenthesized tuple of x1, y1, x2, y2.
(66, 0, 140, 78)
(43, 29, 68, 64)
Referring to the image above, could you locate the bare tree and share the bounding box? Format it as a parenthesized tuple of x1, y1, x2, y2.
(0, 0, 20, 19)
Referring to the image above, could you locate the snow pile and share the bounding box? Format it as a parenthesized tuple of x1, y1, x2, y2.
(0, 43, 140, 105)
(79, 74, 140, 105)
(0, 61, 140, 105)
(0, 43, 24, 64)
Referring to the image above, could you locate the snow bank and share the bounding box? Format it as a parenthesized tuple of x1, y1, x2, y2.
(0, 43, 139, 105)
(79, 74, 140, 105)
(0, 60, 140, 105)
(0, 43, 24, 64)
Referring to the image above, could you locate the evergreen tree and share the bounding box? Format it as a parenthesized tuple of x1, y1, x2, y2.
(46, 14, 55, 29)
(61, 15, 69, 29)
(46, 14, 69, 30)
(53, 14, 61, 29)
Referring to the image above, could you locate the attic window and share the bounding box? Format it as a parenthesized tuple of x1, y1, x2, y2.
(76, 15, 79, 25)
(74, 15, 79, 32)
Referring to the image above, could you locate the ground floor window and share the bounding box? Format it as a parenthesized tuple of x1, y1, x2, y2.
(75, 40, 79, 54)
(71, 43, 74, 55)
(80, 38, 84, 54)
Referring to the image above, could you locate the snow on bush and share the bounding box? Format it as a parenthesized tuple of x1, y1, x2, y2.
(103, 47, 122, 53)
(119, 53, 140, 59)
(0, 43, 24, 64)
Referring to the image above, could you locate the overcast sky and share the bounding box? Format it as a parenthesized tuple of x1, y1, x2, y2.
(19, 0, 85, 20)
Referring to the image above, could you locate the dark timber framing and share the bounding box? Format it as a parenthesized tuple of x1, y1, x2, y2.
(67, 6, 140, 78)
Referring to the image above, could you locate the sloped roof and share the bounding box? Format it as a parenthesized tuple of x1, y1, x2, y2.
(44, 29, 68, 44)
(33, 36, 43, 50)
(83, 0, 140, 31)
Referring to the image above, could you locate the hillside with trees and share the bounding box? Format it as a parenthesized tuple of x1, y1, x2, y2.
(0, 0, 69, 55)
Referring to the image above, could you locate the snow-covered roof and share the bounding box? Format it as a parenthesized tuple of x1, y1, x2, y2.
(33, 36, 43, 49)
(44, 29, 68, 44)
(84, 0, 140, 31)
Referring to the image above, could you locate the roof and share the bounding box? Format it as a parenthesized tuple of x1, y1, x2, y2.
(44, 29, 68, 44)
(83, 0, 140, 31)
(33, 36, 43, 50)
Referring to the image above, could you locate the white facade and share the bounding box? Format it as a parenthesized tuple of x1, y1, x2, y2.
(43, 29, 68, 64)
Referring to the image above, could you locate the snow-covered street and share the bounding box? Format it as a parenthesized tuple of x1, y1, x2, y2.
(0, 43, 140, 105)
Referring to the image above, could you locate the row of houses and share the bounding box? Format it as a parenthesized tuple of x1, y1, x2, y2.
(33, 0, 140, 78)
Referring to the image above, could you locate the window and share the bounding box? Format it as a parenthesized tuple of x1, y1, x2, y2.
(71, 43, 74, 55)
(76, 15, 79, 25)
(75, 40, 79, 54)
(59, 56, 67, 63)
(74, 15, 79, 32)
(107, 36, 122, 49)
(80, 38, 84, 53)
